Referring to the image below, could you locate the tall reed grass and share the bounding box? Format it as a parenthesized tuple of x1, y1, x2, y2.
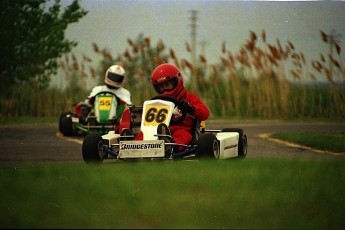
(1, 31, 344, 119)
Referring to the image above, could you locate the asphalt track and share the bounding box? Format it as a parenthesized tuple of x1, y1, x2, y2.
(0, 121, 344, 166)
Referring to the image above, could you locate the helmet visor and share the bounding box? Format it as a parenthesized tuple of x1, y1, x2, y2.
(154, 77, 178, 94)
(107, 72, 124, 83)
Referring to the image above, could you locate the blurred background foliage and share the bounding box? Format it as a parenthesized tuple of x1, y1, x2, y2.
(0, 0, 87, 98)
(0, 1, 344, 119)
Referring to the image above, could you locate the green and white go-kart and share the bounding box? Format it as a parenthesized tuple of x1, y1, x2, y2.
(59, 92, 125, 136)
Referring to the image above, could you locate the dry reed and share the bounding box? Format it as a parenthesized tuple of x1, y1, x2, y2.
(1, 31, 344, 119)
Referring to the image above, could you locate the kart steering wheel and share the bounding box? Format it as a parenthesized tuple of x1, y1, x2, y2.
(150, 95, 187, 125)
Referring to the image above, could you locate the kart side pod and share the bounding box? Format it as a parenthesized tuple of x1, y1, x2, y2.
(216, 132, 239, 159)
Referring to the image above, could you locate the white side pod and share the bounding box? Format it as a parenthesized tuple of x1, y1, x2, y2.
(216, 132, 239, 159)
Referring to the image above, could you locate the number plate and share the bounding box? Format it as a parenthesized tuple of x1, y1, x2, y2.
(99, 97, 113, 110)
(119, 140, 165, 158)
(143, 105, 171, 126)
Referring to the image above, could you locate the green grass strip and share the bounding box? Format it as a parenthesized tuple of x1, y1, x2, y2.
(1, 158, 345, 229)
(271, 131, 345, 153)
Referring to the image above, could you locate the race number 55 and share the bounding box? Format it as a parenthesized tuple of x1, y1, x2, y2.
(99, 97, 112, 110)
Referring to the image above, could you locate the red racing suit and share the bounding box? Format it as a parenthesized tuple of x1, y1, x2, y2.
(134, 92, 209, 149)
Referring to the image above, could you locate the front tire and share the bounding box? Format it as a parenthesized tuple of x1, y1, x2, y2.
(82, 134, 104, 164)
(196, 133, 220, 159)
(221, 128, 247, 158)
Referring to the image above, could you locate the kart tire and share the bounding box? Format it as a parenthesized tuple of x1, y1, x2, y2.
(59, 112, 73, 136)
(196, 133, 220, 159)
(82, 134, 104, 164)
(221, 128, 247, 158)
(59, 112, 68, 132)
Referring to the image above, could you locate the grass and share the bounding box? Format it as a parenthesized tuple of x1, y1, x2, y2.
(1, 158, 345, 229)
(0, 117, 343, 228)
(271, 131, 345, 153)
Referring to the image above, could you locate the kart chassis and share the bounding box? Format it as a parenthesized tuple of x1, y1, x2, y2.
(82, 96, 247, 163)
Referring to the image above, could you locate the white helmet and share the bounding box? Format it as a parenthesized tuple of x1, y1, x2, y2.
(104, 65, 126, 88)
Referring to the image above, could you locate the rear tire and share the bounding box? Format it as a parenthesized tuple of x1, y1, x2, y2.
(59, 112, 73, 136)
(221, 128, 247, 158)
(59, 112, 68, 132)
(82, 134, 104, 164)
(196, 133, 220, 159)
(239, 134, 248, 158)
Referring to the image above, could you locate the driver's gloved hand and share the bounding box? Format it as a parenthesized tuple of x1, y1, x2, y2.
(179, 100, 195, 115)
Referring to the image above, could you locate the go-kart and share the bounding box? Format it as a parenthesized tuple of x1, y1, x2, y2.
(82, 95, 247, 164)
(59, 92, 124, 136)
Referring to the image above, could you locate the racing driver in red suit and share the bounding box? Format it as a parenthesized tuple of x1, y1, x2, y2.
(133, 63, 210, 151)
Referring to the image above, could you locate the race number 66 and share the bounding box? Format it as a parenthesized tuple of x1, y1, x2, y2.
(144, 105, 170, 126)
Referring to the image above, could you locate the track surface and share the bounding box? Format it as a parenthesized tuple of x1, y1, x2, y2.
(0, 121, 344, 166)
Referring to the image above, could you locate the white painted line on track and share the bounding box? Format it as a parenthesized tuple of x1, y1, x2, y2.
(56, 132, 83, 145)
(259, 133, 345, 156)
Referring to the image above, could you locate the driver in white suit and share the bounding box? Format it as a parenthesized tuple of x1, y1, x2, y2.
(87, 65, 132, 106)
(85, 65, 132, 120)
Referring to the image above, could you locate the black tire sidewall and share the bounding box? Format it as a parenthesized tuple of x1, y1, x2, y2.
(59, 113, 73, 136)
(196, 133, 219, 159)
(82, 134, 103, 164)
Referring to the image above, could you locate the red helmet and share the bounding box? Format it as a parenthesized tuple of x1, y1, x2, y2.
(151, 63, 186, 99)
